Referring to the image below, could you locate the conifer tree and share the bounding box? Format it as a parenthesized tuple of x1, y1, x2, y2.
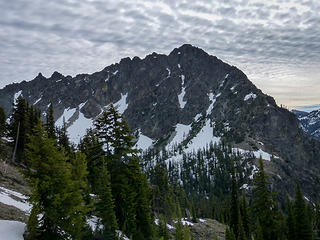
(95, 157, 118, 239)
(251, 158, 276, 240)
(240, 190, 249, 238)
(174, 220, 191, 240)
(230, 159, 240, 237)
(158, 215, 170, 240)
(0, 106, 6, 137)
(45, 102, 56, 139)
(225, 227, 236, 240)
(94, 104, 153, 239)
(315, 203, 320, 239)
(25, 123, 87, 239)
(286, 196, 295, 240)
(255, 221, 264, 240)
(9, 96, 30, 163)
(294, 185, 313, 240)
(57, 119, 71, 154)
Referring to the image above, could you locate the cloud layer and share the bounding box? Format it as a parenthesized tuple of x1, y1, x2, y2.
(0, 0, 319, 108)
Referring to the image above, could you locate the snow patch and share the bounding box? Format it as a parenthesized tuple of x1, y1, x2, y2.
(55, 107, 77, 128)
(87, 216, 102, 232)
(0, 187, 31, 213)
(67, 106, 94, 143)
(0, 220, 25, 240)
(166, 68, 171, 78)
(206, 92, 216, 115)
(167, 223, 175, 230)
(185, 120, 220, 153)
(14, 90, 22, 104)
(178, 75, 187, 108)
(244, 92, 257, 101)
(181, 218, 194, 226)
(240, 184, 249, 190)
(178, 64, 181, 69)
(33, 97, 42, 105)
(235, 148, 279, 161)
(115, 93, 128, 114)
(113, 70, 119, 75)
(135, 131, 153, 151)
(194, 113, 202, 121)
(167, 124, 192, 150)
(199, 218, 206, 223)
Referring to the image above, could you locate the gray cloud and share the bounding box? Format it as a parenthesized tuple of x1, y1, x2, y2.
(0, 0, 319, 108)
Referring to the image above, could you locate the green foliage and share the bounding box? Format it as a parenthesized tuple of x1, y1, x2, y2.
(240, 191, 249, 238)
(95, 157, 118, 239)
(0, 106, 6, 137)
(94, 104, 153, 240)
(293, 185, 313, 240)
(174, 220, 191, 240)
(251, 158, 277, 240)
(25, 123, 87, 239)
(225, 227, 236, 240)
(157, 215, 170, 240)
(230, 159, 240, 237)
(45, 102, 56, 139)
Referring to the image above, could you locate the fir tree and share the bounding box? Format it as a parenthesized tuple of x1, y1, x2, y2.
(286, 196, 295, 240)
(225, 228, 236, 240)
(315, 203, 320, 239)
(9, 96, 30, 163)
(240, 190, 249, 238)
(57, 119, 71, 154)
(230, 159, 240, 237)
(294, 185, 313, 240)
(95, 157, 118, 239)
(158, 215, 170, 240)
(94, 105, 153, 239)
(25, 123, 87, 239)
(45, 102, 56, 139)
(251, 158, 276, 240)
(0, 106, 6, 137)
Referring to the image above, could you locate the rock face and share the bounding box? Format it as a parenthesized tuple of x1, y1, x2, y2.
(1, 44, 320, 202)
(293, 109, 320, 141)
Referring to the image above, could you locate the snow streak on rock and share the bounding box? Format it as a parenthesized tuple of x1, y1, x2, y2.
(244, 92, 257, 101)
(178, 75, 187, 109)
(115, 93, 128, 114)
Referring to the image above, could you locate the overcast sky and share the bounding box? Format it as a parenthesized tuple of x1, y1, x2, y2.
(0, 0, 319, 110)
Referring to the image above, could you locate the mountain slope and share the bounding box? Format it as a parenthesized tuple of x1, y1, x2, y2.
(1, 44, 320, 203)
(293, 109, 320, 141)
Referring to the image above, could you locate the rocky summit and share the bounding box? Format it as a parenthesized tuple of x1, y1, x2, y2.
(1, 44, 320, 203)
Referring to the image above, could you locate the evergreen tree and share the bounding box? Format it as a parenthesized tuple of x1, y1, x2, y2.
(225, 227, 236, 240)
(9, 96, 30, 163)
(94, 105, 153, 239)
(315, 203, 320, 239)
(174, 220, 191, 240)
(79, 128, 104, 194)
(45, 102, 56, 139)
(158, 215, 170, 240)
(230, 159, 240, 237)
(255, 221, 264, 240)
(95, 157, 118, 239)
(57, 119, 71, 154)
(294, 185, 313, 240)
(25, 123, 87, 239)
(251, 158, 276, 240)
(0, 106, 6, 137)
(286, 196, 295, 240)
(240, 190, 249, 238)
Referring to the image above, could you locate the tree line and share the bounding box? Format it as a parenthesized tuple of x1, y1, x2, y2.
(0, 97, 320, 239)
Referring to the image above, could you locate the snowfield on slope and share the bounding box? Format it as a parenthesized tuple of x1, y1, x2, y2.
(0, 220, 25, 240)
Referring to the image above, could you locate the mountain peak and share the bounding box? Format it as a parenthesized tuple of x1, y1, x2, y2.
(50, 71, 64, 79)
